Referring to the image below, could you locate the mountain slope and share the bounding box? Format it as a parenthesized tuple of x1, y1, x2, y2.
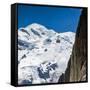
(18, 23, 75, 85)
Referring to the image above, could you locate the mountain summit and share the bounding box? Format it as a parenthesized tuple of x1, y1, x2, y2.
(18, 23, 75, 85)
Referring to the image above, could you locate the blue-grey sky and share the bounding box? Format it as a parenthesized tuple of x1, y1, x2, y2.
(18, 5, 82, 32)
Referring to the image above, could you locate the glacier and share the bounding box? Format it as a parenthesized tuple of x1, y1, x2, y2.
(18, 23, 75, 85)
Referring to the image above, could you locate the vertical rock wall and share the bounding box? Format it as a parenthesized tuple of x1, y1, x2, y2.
(58, 8, 88, 82)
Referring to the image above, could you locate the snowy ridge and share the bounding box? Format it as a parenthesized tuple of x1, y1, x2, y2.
(18, 23, 75, 85)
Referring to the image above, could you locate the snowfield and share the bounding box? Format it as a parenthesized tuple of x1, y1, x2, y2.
(18, 23, 75, 85)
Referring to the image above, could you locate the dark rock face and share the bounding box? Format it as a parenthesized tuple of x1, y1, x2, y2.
(37, 62, 58, 81)
(58, 9, 88, 82)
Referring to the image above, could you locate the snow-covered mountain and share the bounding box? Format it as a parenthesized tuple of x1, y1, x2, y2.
(18, 23, 75, 85)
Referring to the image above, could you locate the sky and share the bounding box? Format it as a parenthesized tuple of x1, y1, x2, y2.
(18, 4, 82, 33)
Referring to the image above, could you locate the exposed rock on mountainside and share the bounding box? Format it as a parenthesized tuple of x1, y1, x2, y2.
(18, 23, 75, 85)
(58, 9, 87, 82)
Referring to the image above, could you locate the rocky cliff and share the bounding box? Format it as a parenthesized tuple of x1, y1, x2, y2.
(58, 8, 88, 83)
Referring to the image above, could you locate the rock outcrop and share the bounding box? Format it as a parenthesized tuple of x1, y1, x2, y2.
(58, 8, 87, 83)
